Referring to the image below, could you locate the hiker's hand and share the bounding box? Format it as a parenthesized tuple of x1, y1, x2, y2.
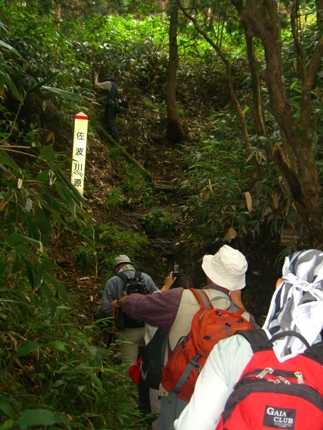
(111, 300, 117, 309)
(160, 272, 174, 291)
(110, 299, 120, 309)
(111, 296, 127, 309)
(93, 72, 98, 85)
(230, 290, 245, 309)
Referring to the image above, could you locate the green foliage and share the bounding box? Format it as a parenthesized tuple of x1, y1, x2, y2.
(99, 223, 148, 256)
(106, 186, 127, 213)
(0, 11, 148, 428)
(0, 287, 143, 429)
(0, 144, 85, 313)
(120, 165, 150, 197)
(74, 244, 98, 274)
(141, 208, 176, 238)
(177, 108, 288, 253)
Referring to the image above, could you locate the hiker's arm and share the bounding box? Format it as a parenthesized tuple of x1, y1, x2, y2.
(101, 277, 121, 315)
(174, 336, 253, 430)
(160, 272, 175, 291)
(110, 295, 128, 309)
(123, 289, 182, 332)
(93, 73, 112, 91)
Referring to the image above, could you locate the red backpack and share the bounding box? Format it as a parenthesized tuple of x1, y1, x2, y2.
(216, 329, 323, 430)
(161, 288, 253, 402)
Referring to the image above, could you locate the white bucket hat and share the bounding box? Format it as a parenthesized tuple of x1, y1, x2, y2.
(202, 245, 248, 291)
(113, 254, 133, 268)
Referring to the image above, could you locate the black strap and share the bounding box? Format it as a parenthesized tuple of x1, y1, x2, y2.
(116, 271, 128, 291)
(133, 270, 142, 281)
(236, 329, 314, 352)
(236, 328, 323, 365)
(116, 271, 142, 293)
(307, 341, 323, 365)
(235, 329, 268, 353)
(269, 330, 312, 351)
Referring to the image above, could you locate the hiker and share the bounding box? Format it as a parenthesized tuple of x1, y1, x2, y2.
(144, 273, 196, 430)
(93, 72, 120, 141)
(174, 249, 323, 430)
(110, 245, 258, 430)
(101, 254, 158, 364)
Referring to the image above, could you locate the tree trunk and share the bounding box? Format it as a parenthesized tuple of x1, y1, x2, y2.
(317, 0, 323, 34)
(161, 0, 166, 21)
(166, 3, 184, 142)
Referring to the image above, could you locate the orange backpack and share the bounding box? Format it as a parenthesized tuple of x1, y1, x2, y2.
(161, 288, 253, 402)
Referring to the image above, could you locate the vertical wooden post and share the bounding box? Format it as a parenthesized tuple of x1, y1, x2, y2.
(71, 111, 88, 197)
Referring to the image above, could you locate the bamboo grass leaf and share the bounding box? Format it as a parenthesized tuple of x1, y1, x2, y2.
(7, 233, 43, 251)
(14, 340, 41, 358)
(41, 85, 84, 102)
(43, 272, 70, 303)
(0, 40, 25, 60)
(15, 409, 58, 429)
(44, 341, 68, 352)
(26, 72, 60, 95)
(39, 145, 56, 162)
(0, 396, 17, 418)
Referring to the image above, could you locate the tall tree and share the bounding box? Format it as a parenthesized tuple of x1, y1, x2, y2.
(166, 1, 184, 142)
(317, 0, 323, 33)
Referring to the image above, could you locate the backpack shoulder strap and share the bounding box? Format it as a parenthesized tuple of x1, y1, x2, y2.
(235, 329, 269, 353)
(107, 82, 119, 101)
(134, 271, 142, 280)
(209, 296, 244, 315)
(269, 330, 323, 365)
(237, 329, 323, 365)
(116, 271, 128, 291)
(189, 288, 211, 308)
(309, 341, 323, 365)
(111, 81, 119, 89)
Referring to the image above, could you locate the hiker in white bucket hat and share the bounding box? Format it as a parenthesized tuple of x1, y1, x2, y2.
(202, 245, 248, 292)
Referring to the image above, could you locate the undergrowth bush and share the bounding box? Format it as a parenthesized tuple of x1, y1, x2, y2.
(141, 208, 176, 238)
(0, 287, 145, 429)
(178, 108, 288, 255)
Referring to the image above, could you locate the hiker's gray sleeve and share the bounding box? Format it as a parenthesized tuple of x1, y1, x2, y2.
(142, 273, 158, 293)
(174, 335, 253, 430)
(101, 276, 123, 316)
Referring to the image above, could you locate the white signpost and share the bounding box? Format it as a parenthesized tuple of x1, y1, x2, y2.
(71, 111, 88, 197)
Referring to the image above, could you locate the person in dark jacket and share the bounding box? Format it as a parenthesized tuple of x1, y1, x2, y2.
(94, 73, 120, 141)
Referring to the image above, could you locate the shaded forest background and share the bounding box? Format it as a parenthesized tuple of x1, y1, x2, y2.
(1, 0, 322, 429)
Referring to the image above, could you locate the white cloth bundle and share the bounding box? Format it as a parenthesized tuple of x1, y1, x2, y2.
(262, 249, 323, 362)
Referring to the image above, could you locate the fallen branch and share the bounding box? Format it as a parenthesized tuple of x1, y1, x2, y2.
(98, 126, 153, 180)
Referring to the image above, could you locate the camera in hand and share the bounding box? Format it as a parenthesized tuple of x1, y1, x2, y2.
(173, 262, 180, 279)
